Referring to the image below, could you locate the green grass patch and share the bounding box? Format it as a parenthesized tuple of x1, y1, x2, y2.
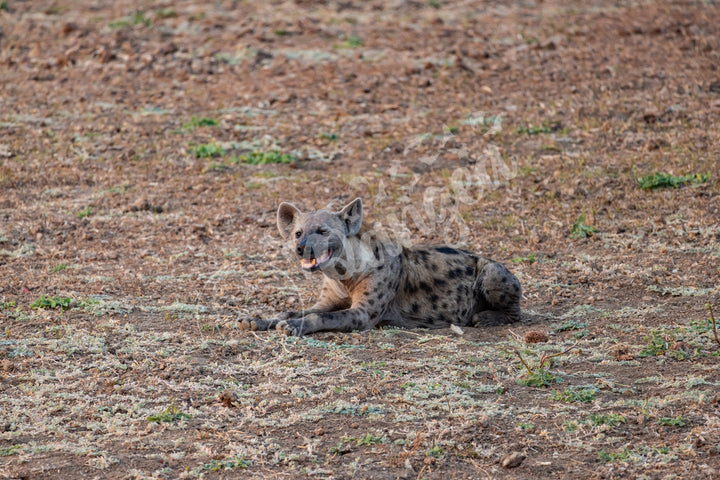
(638, 331, 669, 358)
(569, 210, 596, 239)
(234, 150, 295, 165)
(589, 413, 626, 427)
(190, 142, 225, 158)
(146, 404, 191, 423)
(517, 368, 560, 388)
(77, 206, 93, 218)
(426, 445, 445, 458)
(199, 456, 249, 472)
(30, 295, 71, 310)
(516, 124, 552, 135)
(552, 319, 589, 333)
(51, 263, 68, 273)
(636, 172, 709, 190)
(511, 253, 537, 264)
(355, 433, 386, 446)
(320, 132, 338, 141)
(183, 116, 219, 130)
(658, 416, 685, 427)
(337, 34, 363, 48)
(553, 387, 597, 403)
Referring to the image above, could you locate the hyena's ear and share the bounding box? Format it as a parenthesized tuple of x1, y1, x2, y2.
(338, 198, 363, 236)
(277, 202, 301, 239)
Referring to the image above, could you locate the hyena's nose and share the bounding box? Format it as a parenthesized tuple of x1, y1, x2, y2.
(296, 239, 308, 256)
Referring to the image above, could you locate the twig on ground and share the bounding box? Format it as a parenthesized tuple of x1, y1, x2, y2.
(538, 341, 581, 369)
(707, 303, 719, 347)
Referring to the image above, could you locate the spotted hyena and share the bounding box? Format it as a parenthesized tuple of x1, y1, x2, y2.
(240, 198, 522, 336)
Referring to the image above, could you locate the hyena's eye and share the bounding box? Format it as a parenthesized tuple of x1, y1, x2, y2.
(295, 230, 302, 238)
(317, 227, 328, 235)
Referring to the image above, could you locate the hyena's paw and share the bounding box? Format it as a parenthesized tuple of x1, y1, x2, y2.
(239, 317, 276, 331)
(276, 314, 319, 336)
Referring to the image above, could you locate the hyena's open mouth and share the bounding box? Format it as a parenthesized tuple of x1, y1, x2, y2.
(300, 249, 333, 270)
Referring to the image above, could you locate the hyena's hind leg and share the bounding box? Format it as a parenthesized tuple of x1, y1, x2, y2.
(470, 261, 522, 326)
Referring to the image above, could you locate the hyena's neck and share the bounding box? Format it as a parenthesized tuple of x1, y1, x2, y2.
(327, 231, 398, 282)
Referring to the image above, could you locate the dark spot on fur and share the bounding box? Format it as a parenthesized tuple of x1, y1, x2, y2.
(500, 294, 507, 304)
(368, 299, 375, 306)
(433, 278, 446, 288)
(501, 277, 508, 283)
(429, 294, 439, 305)
(411, 302, 420, 313)
(448, 268, 463, 279)
(335, 264, 347, 276)
(434, 246, 460, 255)
(419, 281, 432, 293)
(440, 302, 448, 310)
(464, 266, 474, 276)
(405, 283, 418, 295)
(514, 284, 520, 292)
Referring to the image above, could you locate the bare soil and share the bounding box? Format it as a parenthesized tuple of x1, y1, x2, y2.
(1, 1, 719, 479)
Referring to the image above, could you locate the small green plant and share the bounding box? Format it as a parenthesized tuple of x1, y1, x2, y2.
(516, 124, 552, 135)
(569, 210, 596, 239)
(589, 413, 626, 427)
(132, 11, 152, 27)
(355, 433, 384, 446)
(1, 299, 16, 310)
(553, 387, 597, 403)
(511, 253, 537, 264)
(552, 320, 588, 333)
(155, 8, 176, 19)
(597, 448, 631, 462)
(77, 206, 93, 218)
(518, 423, 535, 430)
(235, 150, 294, 165)
(190, 142, 225, 158)
(338, 34, 363, 48)
(147, 403, 191, 423)
(638, 331, 669, 358)
(0, 444, 21, 456)
(517, 368, 559, 387)
(428, 0, 442, 8)
(52, 263, 68, 273)
(320, 132, 338, 141)
(0, 1, 8, 12)
(658, 416, 685, 426)
(30, 295, 71, 310)
(183, 116, 218, 130)
(199, 456, 249, 472)
(426, 445, 445, 458)
(636, 172, 709, 190)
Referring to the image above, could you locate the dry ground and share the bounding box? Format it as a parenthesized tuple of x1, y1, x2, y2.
(1, 0, 720, 479)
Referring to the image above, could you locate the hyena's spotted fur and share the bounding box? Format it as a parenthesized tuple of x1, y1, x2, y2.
(240, 198, 522, 336)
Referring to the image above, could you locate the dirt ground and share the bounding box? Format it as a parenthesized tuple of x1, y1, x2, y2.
(1, 0, 720, 479)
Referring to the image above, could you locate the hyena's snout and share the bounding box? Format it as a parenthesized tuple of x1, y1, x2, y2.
(296, 235, 335, 270)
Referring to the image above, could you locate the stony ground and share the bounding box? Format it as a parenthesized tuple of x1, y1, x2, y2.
(1, 0, 719, 479)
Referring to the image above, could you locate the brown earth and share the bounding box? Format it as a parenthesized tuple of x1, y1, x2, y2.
(1, 1, 720, 479)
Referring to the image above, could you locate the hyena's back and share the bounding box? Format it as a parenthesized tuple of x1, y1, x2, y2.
(384, 245, 522, 329)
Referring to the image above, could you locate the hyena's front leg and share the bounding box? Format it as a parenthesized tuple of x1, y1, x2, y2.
(275, 308, 373, 336)
(276, 274, 398, 335)
(239, 278, 350, 332)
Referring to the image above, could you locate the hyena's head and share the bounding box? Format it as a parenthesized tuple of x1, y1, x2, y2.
(277, 198, 363, 273)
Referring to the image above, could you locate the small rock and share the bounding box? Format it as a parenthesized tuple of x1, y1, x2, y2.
(501, 451, 526, 468)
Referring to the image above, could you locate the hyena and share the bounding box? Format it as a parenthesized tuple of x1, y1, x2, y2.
(240, 198, 522, 336)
